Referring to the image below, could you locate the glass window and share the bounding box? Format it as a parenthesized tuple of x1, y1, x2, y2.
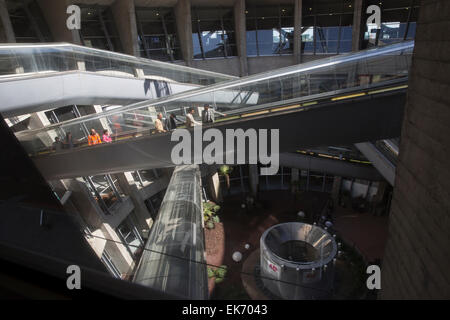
(101, 249, 121, 278)
(117, 215, 144, 258)
(79, 5, 123, 52)
(84, 175, 124, 213)
(144, 189, 166, 220)
(362, 0, 419, 49)
(191, 7, 237, 59)
(302, 0, 354, 55)
(7, 0, 52, 42)
(246, 5, 294, 56)
(136, 7, 181, 61)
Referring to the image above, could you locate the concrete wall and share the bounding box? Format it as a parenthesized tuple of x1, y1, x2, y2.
(380, 0, 450, 299)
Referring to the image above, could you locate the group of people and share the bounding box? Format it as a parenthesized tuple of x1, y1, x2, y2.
(153, 104, 224, 134)
(88, 129, 112, 145)
(51, 104, 223, 151)
(52, 129, 112, 151)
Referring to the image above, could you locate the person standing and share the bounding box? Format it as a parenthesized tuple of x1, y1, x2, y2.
(154, 113, 167, 133)
(52, 137, 63, 151)
(102, 129, 112, 143)
(201, 104, 214, 124)
(185, 108, 201, 128)
(64, 132, 74, 149)
(88, 128, 102, 146)
(166, 113, 178, 131)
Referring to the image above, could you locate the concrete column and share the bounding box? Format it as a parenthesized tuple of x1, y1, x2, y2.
(234, 0, 248, 76)
(248, 164, 259, 197)
(93, 105, 111, 132)
(380, 0, 450, 298)
(174, 0, 193, 66)
(28, 112, 55, 147)
(37, 0, 81, 44)
(372, 180, 387, 204)
(351, 0, 363, 52)
(290, 168, 299, 194)
(101, 223, 134, 276)
(62, 178, 105, 229)
(207, 172, 222, 203)
(293, 0, 302, 64)
(115, 173, 153, 230)
(111, 0, 140, 56)
(331, 176, 342, 205)
(0, 0, 15, 42)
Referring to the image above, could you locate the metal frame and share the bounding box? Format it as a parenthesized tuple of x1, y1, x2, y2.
(246, 4, 295, 57)
(369, 0, 418, 47)
(78, 4, 120, 52)
(192, 6, 236, 59)
(302, 0, 353, 55)
(135, 7, 179, 62)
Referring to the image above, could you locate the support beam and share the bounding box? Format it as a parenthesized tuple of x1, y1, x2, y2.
(111, 0, 140, 56)
(37, 0, 81, 44)
(207, 172, 222, 203)
(234, 0, 248, 76)
(115, 173, 153, 231)
(293, 0, 302, 64)
(0, 0, 15, 42)
(174, 0, 193, 66)
(351, 0, 363, 52)
(248, 164, 259, 197)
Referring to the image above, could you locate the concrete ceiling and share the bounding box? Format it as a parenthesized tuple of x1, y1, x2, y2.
(71, 0, 297, 8)
(134, 0, 179, 7)
(72, 0, 116, 5)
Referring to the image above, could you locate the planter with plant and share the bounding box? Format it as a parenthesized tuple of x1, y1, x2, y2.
(207, 265, 228, 283)
(203, 201, 221, 229)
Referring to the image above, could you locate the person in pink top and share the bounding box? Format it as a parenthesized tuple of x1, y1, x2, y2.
(102, 129, 112, 143)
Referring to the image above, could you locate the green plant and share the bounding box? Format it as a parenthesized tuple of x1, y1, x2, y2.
(207, 265, 228, 283)
(218, 165, 233, 189)
(203, 201, 221, 229)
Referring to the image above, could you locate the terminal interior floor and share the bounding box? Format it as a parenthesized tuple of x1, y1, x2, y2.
(204, 189, 384, 299)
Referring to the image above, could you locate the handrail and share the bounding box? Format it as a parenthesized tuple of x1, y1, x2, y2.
(14, 41, 414, 139)
(0, 42, 237, 81)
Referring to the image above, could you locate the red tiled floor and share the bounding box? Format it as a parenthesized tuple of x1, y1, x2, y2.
(205, 189, 389, 298)
(333, 206, 389, 262)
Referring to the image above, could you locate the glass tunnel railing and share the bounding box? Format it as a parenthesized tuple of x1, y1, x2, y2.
(0, 42, 235, 85)
(133, 165, 207, 300)
(15, 41, 414, 157)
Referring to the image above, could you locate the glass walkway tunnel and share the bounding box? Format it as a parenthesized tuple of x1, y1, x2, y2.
(13, 41, 413, 179)
(132, 165, 207, 300)
(0, 42, 236, 117)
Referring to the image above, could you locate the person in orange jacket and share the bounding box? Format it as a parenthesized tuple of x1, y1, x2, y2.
(88, 128, 102, 146)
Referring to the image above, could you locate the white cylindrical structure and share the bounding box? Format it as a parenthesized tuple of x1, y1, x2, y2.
(260, 222, 337, 299)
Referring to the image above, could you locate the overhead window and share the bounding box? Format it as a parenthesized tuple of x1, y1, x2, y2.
(363, 0, 420, 49)
(78, 5, 123, 52)
(192, 7, 237, 59)
(136, 7, 181, 61)
(6, 0, 52, 42)
(302, 0, 354, 55)
(246, 5, 294, 56)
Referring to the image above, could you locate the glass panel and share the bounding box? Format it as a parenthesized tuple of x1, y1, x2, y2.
(15, 42, 414, 158)
(246, 5, 294, 56)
